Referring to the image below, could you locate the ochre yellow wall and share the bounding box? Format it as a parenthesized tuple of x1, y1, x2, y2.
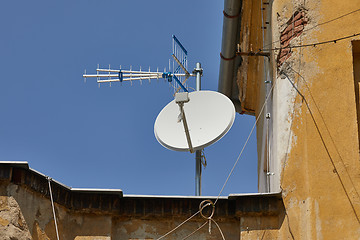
(237, 0, 360, 238)
(237, 0, 266, 115)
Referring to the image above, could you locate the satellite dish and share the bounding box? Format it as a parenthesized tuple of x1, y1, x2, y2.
(154, 90, 235, 152)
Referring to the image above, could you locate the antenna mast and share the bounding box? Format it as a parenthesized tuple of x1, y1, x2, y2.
(194, 62, 203, 196)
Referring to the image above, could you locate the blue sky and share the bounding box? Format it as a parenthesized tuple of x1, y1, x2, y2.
(0, 0, 258, 196)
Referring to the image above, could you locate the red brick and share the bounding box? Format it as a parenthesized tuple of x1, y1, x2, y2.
(293, 11, 303, 22)
(294, 19, 303, 27)
(281, 38, 291, 48)
(278, 53, 292, 66)
(283, 24, 293, 34)
(279, 48, 291, 58)
(287, 30, 295, 40)
(294, 24, 304, 33)
(296, 31, 303, 38)
(280, 34, 288, 43)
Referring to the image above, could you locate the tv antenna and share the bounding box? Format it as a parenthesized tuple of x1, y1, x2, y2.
(83, 35, 230, 196)
(83, 35, 195, 94)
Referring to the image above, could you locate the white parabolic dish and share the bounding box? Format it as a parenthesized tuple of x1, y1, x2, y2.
(154, 90, 235, 152)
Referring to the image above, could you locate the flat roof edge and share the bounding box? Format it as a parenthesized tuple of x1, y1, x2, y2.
(0, 161, 29, 169)
(229, 192, 282, 199)
(0, 161, 123, 196)
(0, 162, 281, 200)
(72, 188, 123, 195)
(123, 194, 228, 199)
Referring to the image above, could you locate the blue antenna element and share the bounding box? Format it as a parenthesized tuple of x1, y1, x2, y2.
(172, 35, 188, 55)
(171, 35, 190, 94)
(173, 75, 188, 92)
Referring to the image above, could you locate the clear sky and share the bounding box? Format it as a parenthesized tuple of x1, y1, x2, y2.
(0, 0, 258, 196)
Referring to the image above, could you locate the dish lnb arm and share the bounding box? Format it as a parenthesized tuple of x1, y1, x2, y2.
(175, 92, 194, 153)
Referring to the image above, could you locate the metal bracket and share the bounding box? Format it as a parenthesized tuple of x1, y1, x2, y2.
(175, 93, 193, 153)
(201, 150, 207, 168)
(193, 65, 203, 76)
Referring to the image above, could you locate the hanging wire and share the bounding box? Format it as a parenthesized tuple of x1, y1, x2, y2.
(181, 221, 208, 240)
(210, 219, 226, 240)
(281, 68, 360, 224)
(47, 177, 60, 240)
(214, 80, 276, 205)
(261, 8, 360, 50)
(157, 210, 201, 240)
(180, 200, 226, 240)
(283, 63, 360, 221)
(261, 32, 360, 52)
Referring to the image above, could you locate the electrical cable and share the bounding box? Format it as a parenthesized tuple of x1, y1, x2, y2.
(210, 219, 226, 240)
(262, 32, 360, 52)
(157, 210, 201, 240)
(181, 221, 208, 240)
(157, 199, 224, 239)
(214, 78, 276, 205)
(305, 8, 360, 33)
(281, 68, 360, 224)
(181, 200, 225, 240)
(261, 8, 360, 50)
(47, 177, 60, 240)
(286, 64, 360, 203)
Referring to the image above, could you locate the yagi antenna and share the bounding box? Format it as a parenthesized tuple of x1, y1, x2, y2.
(83, 35, 195, 94)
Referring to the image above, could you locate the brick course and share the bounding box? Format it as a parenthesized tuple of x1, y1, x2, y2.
(277, 10, 308, 67)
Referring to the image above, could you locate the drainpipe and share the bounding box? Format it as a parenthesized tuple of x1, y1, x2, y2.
(218, 0, 242, 111)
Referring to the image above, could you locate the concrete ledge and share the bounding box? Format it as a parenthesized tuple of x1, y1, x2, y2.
(0, 162, 123, 213)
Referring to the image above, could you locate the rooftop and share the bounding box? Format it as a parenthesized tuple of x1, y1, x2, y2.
(0, 161, 283, 218)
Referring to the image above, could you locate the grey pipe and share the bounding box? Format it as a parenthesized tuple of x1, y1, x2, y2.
(195, 62, 203, 196)
(218, 0, 242, 111)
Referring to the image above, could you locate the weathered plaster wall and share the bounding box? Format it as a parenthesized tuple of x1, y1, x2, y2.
(237, 0, 266, 115)
(234, 0, 360, 238)
(271, 0, 360, 239)
(0, 182, 237, 239)
(0, 163, 284, 240)
(2, 183, 239, 240)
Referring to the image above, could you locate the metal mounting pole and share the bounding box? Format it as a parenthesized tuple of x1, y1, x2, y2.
(194, 62, 203, 196)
